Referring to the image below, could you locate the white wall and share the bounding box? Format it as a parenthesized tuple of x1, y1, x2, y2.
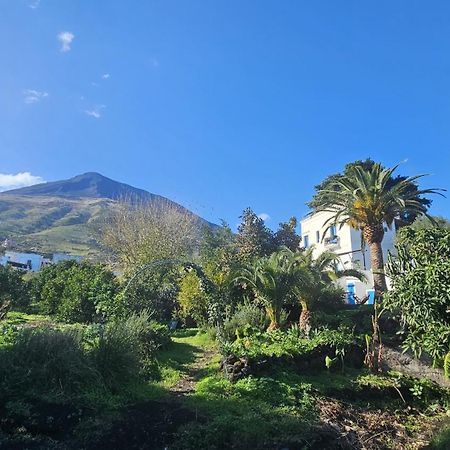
(300, 211, 396, 302)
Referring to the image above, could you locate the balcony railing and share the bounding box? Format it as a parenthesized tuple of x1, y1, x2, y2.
(324, 235, 340, 247)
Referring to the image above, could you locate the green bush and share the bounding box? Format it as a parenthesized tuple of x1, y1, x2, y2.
(89, 311, 170, 387)
(31, 261, 118, 323)
(0, 327, 98, 402)
(223, 325, 357, 360)
(385, 227, 450, 363)
(0, 313, 170, 405)
(0, 265, 30, 309)
(119, 268, 179, 321)
(222, 301, 268, 341)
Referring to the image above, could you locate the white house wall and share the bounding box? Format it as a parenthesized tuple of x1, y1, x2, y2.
(300, 211, 396, 301)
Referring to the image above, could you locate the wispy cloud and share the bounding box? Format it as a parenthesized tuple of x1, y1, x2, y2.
(23, 89, 48, 104)
(101, 73, 110, 79)
(29, 0, 41, 9)
(57, 31, 74, 52)
(85, 105, 106, 119)
(0, 172, 45, 192)
(258, 213, 271, 222)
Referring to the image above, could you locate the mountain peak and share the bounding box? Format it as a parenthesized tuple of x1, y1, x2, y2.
(1, 172, 155, 201)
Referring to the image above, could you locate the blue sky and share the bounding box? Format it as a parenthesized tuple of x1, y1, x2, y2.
(0, 0, 449, 229)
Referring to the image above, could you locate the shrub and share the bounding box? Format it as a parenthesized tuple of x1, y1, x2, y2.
(222, 301, 268, 342)
(0, 328, 98, 402)
(89, 311, 170, 387)
(32, 261, 118, 323)
(177, 271, 210, 327)
(118, 267, 179, 321)
(0, 265, 30, 310)
(385, 227, 450, 363)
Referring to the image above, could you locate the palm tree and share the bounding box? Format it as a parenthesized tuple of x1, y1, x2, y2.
(234, 248, 310, 331)
(292, 248, 365, 335)
(311, 162, 443, 295)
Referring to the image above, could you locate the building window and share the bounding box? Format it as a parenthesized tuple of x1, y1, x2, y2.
(330, 224, 337, 238)
(303, 235, 309, 248)
(316, 230, 320, 243)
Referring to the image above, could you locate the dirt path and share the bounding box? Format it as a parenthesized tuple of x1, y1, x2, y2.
(168, 336, 219, 398)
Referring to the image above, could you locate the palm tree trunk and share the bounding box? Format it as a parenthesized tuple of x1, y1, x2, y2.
(299, 298, 312, 337)
(369, 241, 387, 294)
(363, 225, 387, 295)
(266, 307, 280, 332)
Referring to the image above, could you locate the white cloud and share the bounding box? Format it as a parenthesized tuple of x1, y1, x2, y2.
(23, 89, 48, 104)
(57, 31, 74, 52)
(258, 213, 271, 222)
(0, 172, 45, 192)
(29, 0, 41, 9)
(101, 73, 110, 79)
(85, 105, 106, 119)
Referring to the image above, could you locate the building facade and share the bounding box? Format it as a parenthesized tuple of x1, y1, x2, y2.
(0, 251, 82, 272)
(300, 211, 396, 301)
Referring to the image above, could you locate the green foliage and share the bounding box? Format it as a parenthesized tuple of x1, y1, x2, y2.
(445, 352, 450, 380)
(429, 426, 450, 450)
(235, 207, 274, 263)
(0, 265, 30, 309)
(273, 217, 302, 251)
(177, 270, 210, 327)
(174, 372, 316, 450)
(222, 301, 268, 342)
(118, 266, 179, 321)
(234, 248, 311, 330)
(385, 227, 450, 362)
(0, 312, 170, 406)
(0, 327, 98, 403)
(224, 326, 356, 360)
(307, 158, 434, 226)
(31, 260, 118, 323)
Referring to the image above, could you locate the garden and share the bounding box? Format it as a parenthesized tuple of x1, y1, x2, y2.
(0, 160, 449, 449)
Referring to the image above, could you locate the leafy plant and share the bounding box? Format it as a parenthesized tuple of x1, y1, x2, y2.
(384, 227, 450, 364)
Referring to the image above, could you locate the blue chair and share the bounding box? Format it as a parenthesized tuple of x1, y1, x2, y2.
(367, 289, 375, 305)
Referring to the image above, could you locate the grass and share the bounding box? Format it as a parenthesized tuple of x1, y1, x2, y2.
(150, 329, 217, 388)
(4, 310, 52, 325)
(429, 425, 450, 449)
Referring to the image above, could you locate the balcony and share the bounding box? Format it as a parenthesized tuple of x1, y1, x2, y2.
(324, 235, 340, 249)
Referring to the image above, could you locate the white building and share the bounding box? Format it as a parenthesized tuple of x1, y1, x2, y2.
(0, 251, 82, 272)
(300, 211, 396, 302)
(0, 251, 45, 272)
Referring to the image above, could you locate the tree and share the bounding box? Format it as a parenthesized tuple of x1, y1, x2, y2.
(408, 215, 450, 231)
(235, 208, 274, 263)
(307, 159, 432, 226)
(0, 266, 29, 316)
(235, 248, 309, 331)
(102, 199, 200, 273)
(308, 161, 442, 294)
(177, 270, 209, 327)
(292, 248, 365, 335)
(32, 261, 118, 323)
(273, 217, 302, 251)
(384, 227, 450, 364)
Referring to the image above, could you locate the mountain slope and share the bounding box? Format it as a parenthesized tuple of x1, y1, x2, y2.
(0, 173, 214, 258)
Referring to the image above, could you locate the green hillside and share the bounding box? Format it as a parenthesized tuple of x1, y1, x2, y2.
(0, 172, 215, 259)
(0, 195, 115, 257)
